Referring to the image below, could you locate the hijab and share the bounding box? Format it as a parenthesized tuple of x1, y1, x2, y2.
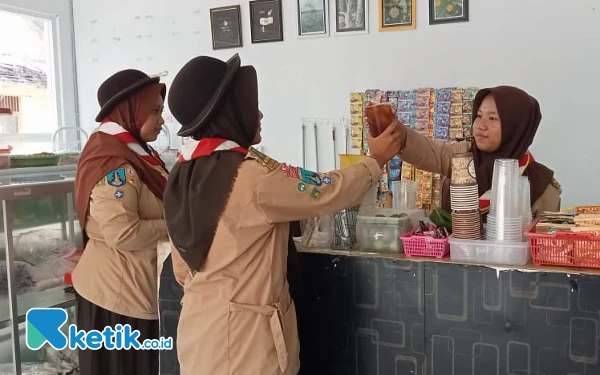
(164, 66, 260, 272)
(441, 86, 554, 213)
(75, 83, 168, 232)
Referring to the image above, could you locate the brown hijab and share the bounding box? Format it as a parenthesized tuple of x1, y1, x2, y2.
(442, 86, 553, 212)
(75, 83, 168, 232)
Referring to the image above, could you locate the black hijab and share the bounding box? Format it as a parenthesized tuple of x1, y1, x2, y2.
(164, 67, 259, 272)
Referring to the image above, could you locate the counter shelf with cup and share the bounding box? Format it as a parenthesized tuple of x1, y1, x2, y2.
(448, 156, 532, 266)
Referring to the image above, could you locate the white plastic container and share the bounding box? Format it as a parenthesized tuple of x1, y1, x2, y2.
(357, 209, 424, 252)
(449, 236, 530, 266)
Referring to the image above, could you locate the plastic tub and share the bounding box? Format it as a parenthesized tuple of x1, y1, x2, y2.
(449, 236, 530, 266)
(356, 209, 424, 252)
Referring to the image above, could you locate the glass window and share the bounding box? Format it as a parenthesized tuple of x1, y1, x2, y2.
(0, 0, 79, 155)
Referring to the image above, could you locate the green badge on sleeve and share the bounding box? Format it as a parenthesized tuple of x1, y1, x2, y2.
(309, 187, 322, 200)
(297, 182, 307, 193)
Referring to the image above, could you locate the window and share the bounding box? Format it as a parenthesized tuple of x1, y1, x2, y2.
(0, 0, 78, 154)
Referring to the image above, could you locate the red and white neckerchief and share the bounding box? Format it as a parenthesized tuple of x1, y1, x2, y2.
(98, 119, 164, 168)
(178, 138, 248, 162)
(479, 151, 534, 212)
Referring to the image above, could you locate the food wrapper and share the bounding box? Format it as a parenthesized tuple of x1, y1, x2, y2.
(462, 87, 479, 100)
(401, 162, 415, 181)
(451, 89, 463, 103)
(576, 206, 600, 214)
(351, 116, 363, 127)
(350, 103, 362, 116)
(350, 92, 363, 103)
(351, 137, 362, 150)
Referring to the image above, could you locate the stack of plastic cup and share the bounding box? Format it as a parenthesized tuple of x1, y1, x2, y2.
(392, 181, 417, 210)
(486, 159, 523, 242)
(520, 176, 533, 231)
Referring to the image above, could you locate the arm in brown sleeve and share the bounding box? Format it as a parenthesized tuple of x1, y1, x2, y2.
(89, 166, 167, 251)
(257, 158, 382, 223)
(400, 127, 469, 177)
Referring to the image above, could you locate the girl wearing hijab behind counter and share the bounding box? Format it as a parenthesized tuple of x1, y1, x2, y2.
(368, 86, 562, 218)
(163, 53, 401, 375)
(73, 69, 169, 375)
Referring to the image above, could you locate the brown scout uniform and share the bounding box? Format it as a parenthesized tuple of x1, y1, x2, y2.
(400, 127, 562, 216)
(170, 149, 383, 375)
(72, 163, 168, 320)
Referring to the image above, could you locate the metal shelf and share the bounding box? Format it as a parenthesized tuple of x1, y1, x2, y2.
(0, 165, 76, 178)
(0, 286, 75, 330)
(0, 179, 74, 201)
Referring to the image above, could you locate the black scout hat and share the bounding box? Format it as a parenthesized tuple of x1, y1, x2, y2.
(168, 54, 241, 137)
(95, 69, 167, 122)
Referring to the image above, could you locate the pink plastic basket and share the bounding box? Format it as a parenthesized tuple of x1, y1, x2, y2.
(400, 233, 450, 258)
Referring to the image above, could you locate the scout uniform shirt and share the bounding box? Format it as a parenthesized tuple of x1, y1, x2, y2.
(170, 148, 383, 375)
(72, 164, 168, 320)
(400, 127, 562, 216)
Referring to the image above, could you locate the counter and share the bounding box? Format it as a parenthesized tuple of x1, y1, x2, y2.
(295, 246, 600, 375)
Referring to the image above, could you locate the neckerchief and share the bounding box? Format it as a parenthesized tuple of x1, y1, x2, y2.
(177, 138, 247, 162)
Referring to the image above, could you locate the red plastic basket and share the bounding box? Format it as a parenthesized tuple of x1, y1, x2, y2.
(525, 219, 600, 269)
(400, 233, 450, 258)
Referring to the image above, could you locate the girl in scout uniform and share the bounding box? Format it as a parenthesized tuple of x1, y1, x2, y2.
(163, 54, 402, 375)
(368, 86, 561, 217)
(73, 69, 170, 374)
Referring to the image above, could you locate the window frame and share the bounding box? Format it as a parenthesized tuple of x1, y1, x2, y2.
(0, 0, 80, 149)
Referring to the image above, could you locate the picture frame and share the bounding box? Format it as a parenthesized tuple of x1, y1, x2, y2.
(209, 5, 243, 50)
(379, 0, 416, 31)
(334, 0, 368, 35)
(297, 0, 329, 38)
(250, 0, 284, 43)
(429, 0, 469, 25)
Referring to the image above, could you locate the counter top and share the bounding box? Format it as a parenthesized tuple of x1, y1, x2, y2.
(296, 244, 600, 276)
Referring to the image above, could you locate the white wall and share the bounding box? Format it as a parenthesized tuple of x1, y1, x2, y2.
(72, 0, 600, 207)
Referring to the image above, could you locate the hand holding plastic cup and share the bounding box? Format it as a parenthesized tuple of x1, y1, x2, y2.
(364, 103, 396, 137)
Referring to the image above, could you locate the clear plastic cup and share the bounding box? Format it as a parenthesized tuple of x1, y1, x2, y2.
(392, 180, 417, 210)
(490, 159, 521, 219)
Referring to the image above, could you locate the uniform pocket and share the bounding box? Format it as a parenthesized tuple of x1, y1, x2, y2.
(229, 300, 296, 374)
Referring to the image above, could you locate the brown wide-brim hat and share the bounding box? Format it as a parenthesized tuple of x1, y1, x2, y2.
(95, 69, 167, 122)
(168, 54, 241, 137)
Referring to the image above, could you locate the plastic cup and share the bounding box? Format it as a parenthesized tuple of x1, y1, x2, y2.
(392, 180, 417, 210)
(365, 103, 395, 137)
(490, 159, 520, 219)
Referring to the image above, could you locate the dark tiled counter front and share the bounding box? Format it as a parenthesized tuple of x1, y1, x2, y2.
(296, 247, 600, 375)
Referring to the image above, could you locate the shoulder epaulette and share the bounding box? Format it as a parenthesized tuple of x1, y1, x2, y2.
(248, 147, 280, 171)
(550, 177, 562, 190)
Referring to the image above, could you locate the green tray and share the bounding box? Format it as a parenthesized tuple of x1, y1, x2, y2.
(10, 154, 60, 168)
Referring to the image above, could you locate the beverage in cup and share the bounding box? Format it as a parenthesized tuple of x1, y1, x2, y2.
(364, 103, 395, 137)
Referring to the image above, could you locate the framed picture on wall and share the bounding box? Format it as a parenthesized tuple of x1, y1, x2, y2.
(297, 0, 328, 37)
(379, 0, 416, 31)
(209, 5, 243, 50)
(250, 0, 284, 43)
(429, 0, 469, 24)
(335, 0, 368, 34)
